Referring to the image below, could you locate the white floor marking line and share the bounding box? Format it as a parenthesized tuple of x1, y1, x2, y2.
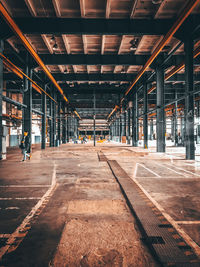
(154, 162, 188, 177)
(0, 234, 11, 238)
(0, 162, 58, 260)
(165, 163, 200, 177)
(176, 221, 200, 225)
(131, 177, 200, 257)
(5, 207, 20, 210)
(0, 197, 41, 200)
(0, 185, 50, 188)
(139, 163, 161, 178)
(133, 162, 138, 178)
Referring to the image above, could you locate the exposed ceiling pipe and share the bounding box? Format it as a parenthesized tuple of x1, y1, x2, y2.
(0, 2, 81, 119)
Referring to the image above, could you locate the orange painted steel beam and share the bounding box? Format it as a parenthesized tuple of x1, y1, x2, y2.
(3, 114, 23, 120)
(74, 110, 81, 120)
(107, 105, 119, 120)
(4, 61, 42, 94)
(0, 2, 82, 121)
(0, 3, 82, 119)
(2, 53, 57, 101)
(0, 2, 69, 103)
(148, 45, 200, 94)
(125, 0, 200, 97)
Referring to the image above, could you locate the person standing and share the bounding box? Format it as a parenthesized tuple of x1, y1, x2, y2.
(20, 132, 31, 161)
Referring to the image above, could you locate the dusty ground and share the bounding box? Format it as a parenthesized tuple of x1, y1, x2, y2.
(0, 144, 157, 267)
(103, 144, 200, 257)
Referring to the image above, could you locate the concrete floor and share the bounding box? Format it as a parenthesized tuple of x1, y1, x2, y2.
(0, 142, 199, 266)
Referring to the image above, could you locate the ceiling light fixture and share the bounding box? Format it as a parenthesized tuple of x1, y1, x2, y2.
(50, 36, 55, 44)
(129, 38, 139, 51)
(152, 0, 163, 4)
(121, 66, 126, 73)
(52, 43, 58, 51)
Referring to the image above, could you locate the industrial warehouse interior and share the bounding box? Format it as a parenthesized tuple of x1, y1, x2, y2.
(0, 0, 200, 266)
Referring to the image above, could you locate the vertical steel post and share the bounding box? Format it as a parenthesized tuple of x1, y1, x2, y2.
(156, 66, 165, 152)
(62, 102, 66, 144)
(93, 90, 96, 146)
(119, 115, 122, 142)
(49, 96, 53, 147)
(57, 101, 61, 146)
(23, 54, 32, 153)
(127, 107, 131, 145)
(171, 112, 174, 142)
(124, 109, 126, 141)
(0, 41, 3, 160)
(150, 119, 153, 140)
(66, 108, 69, 143)
(174, 90, 178, 146)
(143, 82, 148, 149)
(132, 92, 138, 146)
(52, 92, 56, 147)
(41, 84, 47, 149)
(185, 37, 195, 160)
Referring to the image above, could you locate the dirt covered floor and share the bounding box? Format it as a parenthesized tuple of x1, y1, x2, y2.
(0, 144, 157, 267)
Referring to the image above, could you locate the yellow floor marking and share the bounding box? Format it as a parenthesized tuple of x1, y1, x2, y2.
(0, 162, 58, 260)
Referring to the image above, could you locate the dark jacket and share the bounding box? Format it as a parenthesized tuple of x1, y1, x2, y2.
(20, 135, 30, 152)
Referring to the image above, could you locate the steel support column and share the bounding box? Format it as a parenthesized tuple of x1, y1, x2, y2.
(174, 90, 178, 146)
(115, 119, 117, 140)
(127, 107, 131, 145)
(62, 102, 66, 144)
(156, 66, 165, 152)
(52, 92, 56, 147)
(124, 110, 126, 141)
(185, 37, 195, 160)
(41, 84, 47, 149)
(49, 97, 53, 147)
(119, 115, 122, 142)
(171, 113, 174, 142)
(93, 90, 96, 147)
(143, 82, 148, 149)
(57, 101, 61, 145)
(23, 55, 32, 153)
(66, 108, 69, 143)
(132, 92, 138, 147)
(150, 119, 154, 140)
(181, 115, 184, 144)
(0, 41, 3, 160)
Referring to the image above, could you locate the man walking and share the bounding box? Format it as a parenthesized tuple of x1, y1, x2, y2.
(20, 132, 31, 161)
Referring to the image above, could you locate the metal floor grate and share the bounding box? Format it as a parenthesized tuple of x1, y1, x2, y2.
(107, 160, 200, 267)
